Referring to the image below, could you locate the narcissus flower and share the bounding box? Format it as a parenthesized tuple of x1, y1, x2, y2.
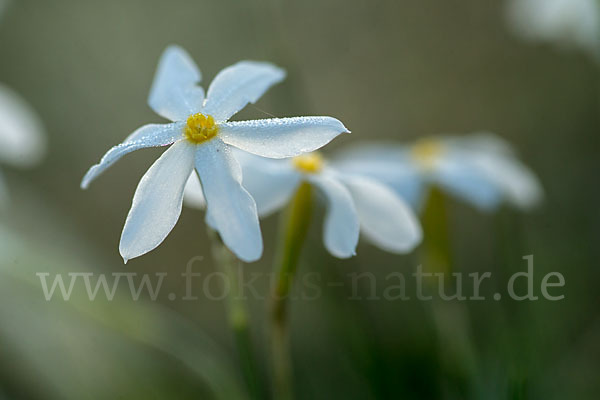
(185, 149, 422, 258)
(507, 0, 600, 59)
(81, 46, 348, 263)
(0, 83, 46, 204)
(0, 0, 7, 21)
(331, 133, 543, 212)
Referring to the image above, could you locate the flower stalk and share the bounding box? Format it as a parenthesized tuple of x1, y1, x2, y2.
(207, 228, 265, 400)
(421, 186, 452, 276)
(420, 187, 477, 393)
(270, 182, 314, 400)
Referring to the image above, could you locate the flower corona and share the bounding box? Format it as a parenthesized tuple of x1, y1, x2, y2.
(411, 138, 443, 169)
(184, 113, 218, 144)
(292, 152, 324, 174)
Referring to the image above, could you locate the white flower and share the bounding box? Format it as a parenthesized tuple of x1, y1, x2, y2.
(0, 0, 7, 22)
(185, 149, 422, 258)
(0, 83, 46, 204)
(507, 0, 600, 59)
(331, 133, 543, 212)
(81, 45, 349, 263)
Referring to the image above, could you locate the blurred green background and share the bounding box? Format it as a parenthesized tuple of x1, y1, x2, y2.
(0, 0, 598, 399)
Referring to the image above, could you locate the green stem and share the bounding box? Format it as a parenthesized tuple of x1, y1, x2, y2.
(421, 186, 452, 276)
(421, 187, 477, 395)
(207, 229, 265, 400)
(270, 182, 313, 400)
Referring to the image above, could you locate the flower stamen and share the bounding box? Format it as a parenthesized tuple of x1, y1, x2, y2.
(411, 138, 444, 169)
(292, 152, 324, 173)
(184, 113, 218, 144)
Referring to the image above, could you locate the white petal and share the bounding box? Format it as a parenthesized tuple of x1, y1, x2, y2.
(331, 144, 424, 209)
(308, 171, 359, 258)
(234, 150, 300, 216)
(385, 172, 425, 210)
(183, 151, 300, 217)
(183, 172, 206, 209)
(339, 174, 422, 253)
(119, 140, 195, 263)
(81, 122, 184, 189)
(445, 132, 515, 157)
(469, 152, 543, 210)
(433, 152, 503, 211)
(148, 45, 204, 121)
(219, 117, 349, 158)
(195, 139, 263, 262)
(202, 61, 285, 122)
(331, 142, 406, 164)
(0, 84, 46, 167)
(181, 174, 217, 229)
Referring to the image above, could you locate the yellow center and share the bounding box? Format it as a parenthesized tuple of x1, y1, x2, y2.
(411, 138, 444, 169)
(184, 113, 219, 144)
(292, 152, 324, 174)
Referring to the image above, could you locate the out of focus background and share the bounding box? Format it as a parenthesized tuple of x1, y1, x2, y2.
(0, 0, 598, 399)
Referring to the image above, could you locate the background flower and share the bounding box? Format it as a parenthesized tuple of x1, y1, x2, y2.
(0, 84, 46, 204)
(0, 84, 45, 167)
(333, 133, 543, 213)
(185, 149, 422, 257)
(0, 0, 7, 22)
(507, 0, 600, 59)
(0, 0, 46, 206)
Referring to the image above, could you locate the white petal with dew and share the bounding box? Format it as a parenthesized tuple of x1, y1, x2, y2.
(195, 139, 263, 262)
(339, 174, 422, 253)
(148, 45, 204, 121)
(119, 140, 195, 263)
(202, 61, 285, 122)
(219, 116, 349, 158)
(81, 122, 184, 189)
(0, 84, 46, 167)
(308, 171, 359, 258)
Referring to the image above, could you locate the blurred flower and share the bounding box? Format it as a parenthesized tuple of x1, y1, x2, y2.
(0, 224, 245, 400)
(330, 133, 543, 213)
(507, 0, 600, 59)
(0, 0, 7, 21)
(185, 149, 422, 258)
(81, 45, 348, 263)
(0, 83, 46, 204)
